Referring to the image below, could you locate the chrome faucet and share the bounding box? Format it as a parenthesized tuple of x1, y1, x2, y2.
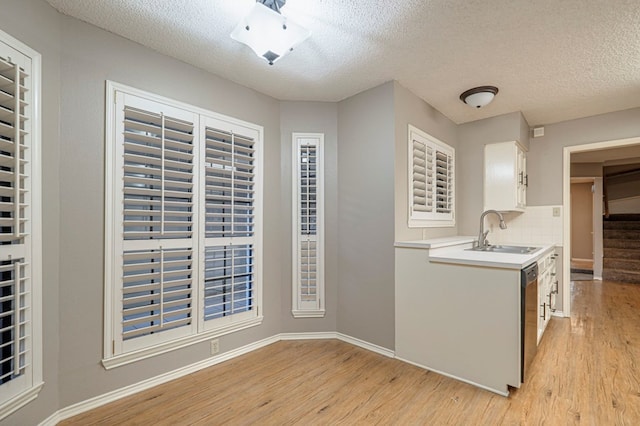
(476, 210, 507, 249)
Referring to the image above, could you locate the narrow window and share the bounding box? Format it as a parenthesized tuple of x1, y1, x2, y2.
(292, 133, 324, 317)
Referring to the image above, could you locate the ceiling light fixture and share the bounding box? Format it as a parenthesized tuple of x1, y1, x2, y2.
(459, 86, 499, 108)
(231, 0, 310, 65)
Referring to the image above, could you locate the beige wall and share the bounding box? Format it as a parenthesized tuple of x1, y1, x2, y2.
(606, 172, 640, 201)
(571, 162, 603, 177)
(279, 101, 338, 332)
(393, 81, 459, 242)
(571, 182, 594, 260)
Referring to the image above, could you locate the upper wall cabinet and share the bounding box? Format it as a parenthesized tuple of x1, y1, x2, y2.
(484, 141, 527, 212)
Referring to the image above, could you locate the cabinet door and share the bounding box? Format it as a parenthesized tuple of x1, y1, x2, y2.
(517, 150, 527, 208)
(537, 272, 546, 343)
(484, 141, 526, 212)
(549, 256, 558, 312)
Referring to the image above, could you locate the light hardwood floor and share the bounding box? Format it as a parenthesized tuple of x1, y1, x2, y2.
(62, 280, 640, 425)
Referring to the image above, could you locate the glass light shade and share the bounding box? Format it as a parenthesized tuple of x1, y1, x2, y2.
(231, 3, 311, 65)
(463, 91, 496, 108)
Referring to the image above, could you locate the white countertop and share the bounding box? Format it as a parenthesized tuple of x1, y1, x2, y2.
(428, 244, 555, 270)
(395, 236, 555, 270)
(394, 236, 476, 249)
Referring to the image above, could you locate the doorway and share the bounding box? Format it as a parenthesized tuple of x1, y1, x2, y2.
(570, 179, 594, 277)
(562, 136, 640, 316)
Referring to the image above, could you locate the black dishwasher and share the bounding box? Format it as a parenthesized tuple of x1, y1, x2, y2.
(521, 262, 538, 383)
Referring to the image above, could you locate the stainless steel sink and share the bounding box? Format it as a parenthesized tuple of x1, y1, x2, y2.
(466, 245, 540, 254)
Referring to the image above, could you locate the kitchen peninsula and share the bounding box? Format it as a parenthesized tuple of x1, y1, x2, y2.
(395, 236, 554, 395)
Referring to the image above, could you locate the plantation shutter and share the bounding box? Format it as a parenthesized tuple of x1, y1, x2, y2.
(0, 40, 35, 403)
(114, 93, 199, 353)
(202, 120, 259, 328)
(105, 83, 263, 364)
(292, 134, 324, 317)
(408, 125, 455, 225)
(435, 148, 453, 214)
(411, 139, 431, 213)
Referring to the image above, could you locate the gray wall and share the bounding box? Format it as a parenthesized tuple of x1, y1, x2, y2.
(2, 1, 286, 422)
(527, 107, 640, 206)
(393, 82, 459, 242)
(337, 82, 395, 349)
(56, 15, 284, 409)
(1, 0, 61, 424)
(279, 101, 338, 332)
(5, 1, 640, 422)
(457, 112, 529, 235)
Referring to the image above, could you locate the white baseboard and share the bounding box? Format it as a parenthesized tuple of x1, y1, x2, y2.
(394, 356, 509, 397)
(39, 332, 393, 425)
(551, 311, 567, 318)
(278, 331, 394, 358)
(40, 335, 280, 425)
(278, 331, 337, 340)
(335, 333, 395, 358)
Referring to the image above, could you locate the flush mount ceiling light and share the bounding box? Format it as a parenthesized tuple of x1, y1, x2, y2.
(231, 0, 311, 65)
(459, 86, 499, 108)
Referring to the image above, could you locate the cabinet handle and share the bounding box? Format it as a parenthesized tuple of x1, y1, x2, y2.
(519, 171, 524, 185)
(524, 175, 529, 187)
(552, 280, 559, 294)
(540, 303, 546, 319)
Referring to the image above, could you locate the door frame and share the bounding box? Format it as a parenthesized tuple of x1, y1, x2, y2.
(562, 136, 640, 316)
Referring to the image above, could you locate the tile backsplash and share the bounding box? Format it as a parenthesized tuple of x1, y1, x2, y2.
(485, 205, 563, 246)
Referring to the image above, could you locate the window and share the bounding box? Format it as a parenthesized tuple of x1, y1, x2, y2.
(201, 121, 259, 330)
(104, 82, 262, 367)
(291, 133, 324, 317)
(0, 30, 43, 419)
(408, 125, 455, 227)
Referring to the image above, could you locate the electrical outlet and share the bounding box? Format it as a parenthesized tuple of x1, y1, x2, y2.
(552, 207, 561, 217)
(210, 339, 220, 355)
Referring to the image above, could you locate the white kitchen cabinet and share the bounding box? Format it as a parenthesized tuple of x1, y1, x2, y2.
(484, 141, 527, 212)
(537, 251, 557, 343)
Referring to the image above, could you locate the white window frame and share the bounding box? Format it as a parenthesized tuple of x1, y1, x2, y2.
(104, 82, 263, 369)
(408, 124, 455, 227)
(291, 133, 324, 318)
(0, 30, 43, 420)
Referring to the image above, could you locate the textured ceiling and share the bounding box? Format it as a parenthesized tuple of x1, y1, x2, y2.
(44, 0, 640, 125)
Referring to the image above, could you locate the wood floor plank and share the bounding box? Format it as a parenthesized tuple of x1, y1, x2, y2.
(61, 279, 640, 425)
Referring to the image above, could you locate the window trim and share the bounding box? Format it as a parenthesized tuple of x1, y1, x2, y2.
(0, 29, 43, 420)
(291, 133, 325, 318)
(407, 124, 455, 228)
(104, 81, 263, 369)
